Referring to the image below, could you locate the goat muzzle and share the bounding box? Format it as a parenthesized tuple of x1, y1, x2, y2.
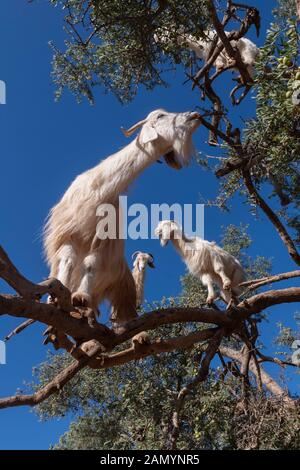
(187, 112, 202, 122)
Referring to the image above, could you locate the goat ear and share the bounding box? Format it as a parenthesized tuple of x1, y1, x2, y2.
(139, 124, 158, 145)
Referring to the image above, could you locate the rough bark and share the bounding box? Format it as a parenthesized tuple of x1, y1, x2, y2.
(0, 243, 299, 411)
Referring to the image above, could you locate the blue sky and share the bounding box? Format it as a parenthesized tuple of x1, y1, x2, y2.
(0, 0, 299, 449)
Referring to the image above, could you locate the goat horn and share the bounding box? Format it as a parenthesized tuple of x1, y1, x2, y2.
(121, 119, 147, 137)
(131, 251, 141, 259)
(147, 253, 154, 261)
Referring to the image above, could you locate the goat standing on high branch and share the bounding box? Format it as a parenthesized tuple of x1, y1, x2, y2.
(131, 251, 155, 309)
(155, 29, 259, 79)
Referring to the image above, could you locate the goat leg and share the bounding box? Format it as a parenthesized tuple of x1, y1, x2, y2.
(43, 325, 74, 351)
(230, 83, 251, 106)
(132, 331, 151, 351)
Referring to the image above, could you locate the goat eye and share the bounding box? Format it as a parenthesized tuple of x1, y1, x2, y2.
(157, 114, 165, 119)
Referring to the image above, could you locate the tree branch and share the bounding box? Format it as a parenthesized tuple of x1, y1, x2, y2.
(0, 245, 72, 311)
(0, 294, 115, 348)
(234, 287, 300, 320)
(4, 318, 35, 342)
(0, 242, 300, 411)
(0, 329, 219, 410)
(242, 171, 300, 266)
(72, 328, 219, 369)
(208, 0, 253, 86)
(168, 329, 223, 449)
(215, 152, 265, 178)
(240, 270, 300, 291)
(0, 342, 102, 410)
(220, 346, 295, 405)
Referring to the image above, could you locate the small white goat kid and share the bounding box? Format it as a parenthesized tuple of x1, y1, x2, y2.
(155, 221, 245, 304)
(155, 29, 259, 78)
(131, 252, 155, 308)
(44, 109, 201, 327)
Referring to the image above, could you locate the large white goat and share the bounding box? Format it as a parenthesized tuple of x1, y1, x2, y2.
(44, 109, 201, 328)
(155, 29, 259, 78)
(155, 220, 245, 304)
(131, 252, 155, 308)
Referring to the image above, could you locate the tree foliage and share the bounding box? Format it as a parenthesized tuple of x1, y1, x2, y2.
(243, 13, 300, 239)
(48, 0, 209, 103)
(208, 1, 300, 248)
(44, 0, 300, 244)
(30, 226, 299, 450)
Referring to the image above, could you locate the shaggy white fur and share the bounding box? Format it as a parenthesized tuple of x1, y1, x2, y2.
(155, 29, 259, 78)
(131, 252, 155, 308)
(155, 220, 246, 304)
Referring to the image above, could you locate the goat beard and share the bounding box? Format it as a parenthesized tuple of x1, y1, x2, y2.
(164, 131, 195, 170)
(160, 238, 169, 247)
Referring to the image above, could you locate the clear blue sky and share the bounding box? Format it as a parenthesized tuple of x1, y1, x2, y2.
(0, 0, 298, 449)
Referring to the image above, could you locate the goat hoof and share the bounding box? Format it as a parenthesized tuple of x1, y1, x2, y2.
(86, 308, 98, 327)
(223, 281, 232, 290)
(72, 292, 91, 308)
(226, 297, 238, 310)
(47, 294, 57, 306)
(43, 326, 60, 349)
(132, 332, 150, 351)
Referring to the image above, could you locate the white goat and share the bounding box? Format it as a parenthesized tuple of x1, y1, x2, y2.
(131, 252, 155, 308)
(44, 109, 201, 328)
(155, 220, 245, 304)
(155, 29, 259, 78)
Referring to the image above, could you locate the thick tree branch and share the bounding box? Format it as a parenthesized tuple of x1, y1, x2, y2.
(0, 242, 300, 411)
(0, 294, 115, 348)
(215, 152, 265, 178)
(114, 306, 231, 342)
(0, 284, 298, 410)
(0, 245, 72, 311)
(220, 346, 295, 405)
(0, 329, 219, 410)
(4, 318, 35, 342)
(234, 287, 300, 320)
(168, 329, 223, 449)
(1, 285, 300, 350)
(73, 328, 219, 369)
